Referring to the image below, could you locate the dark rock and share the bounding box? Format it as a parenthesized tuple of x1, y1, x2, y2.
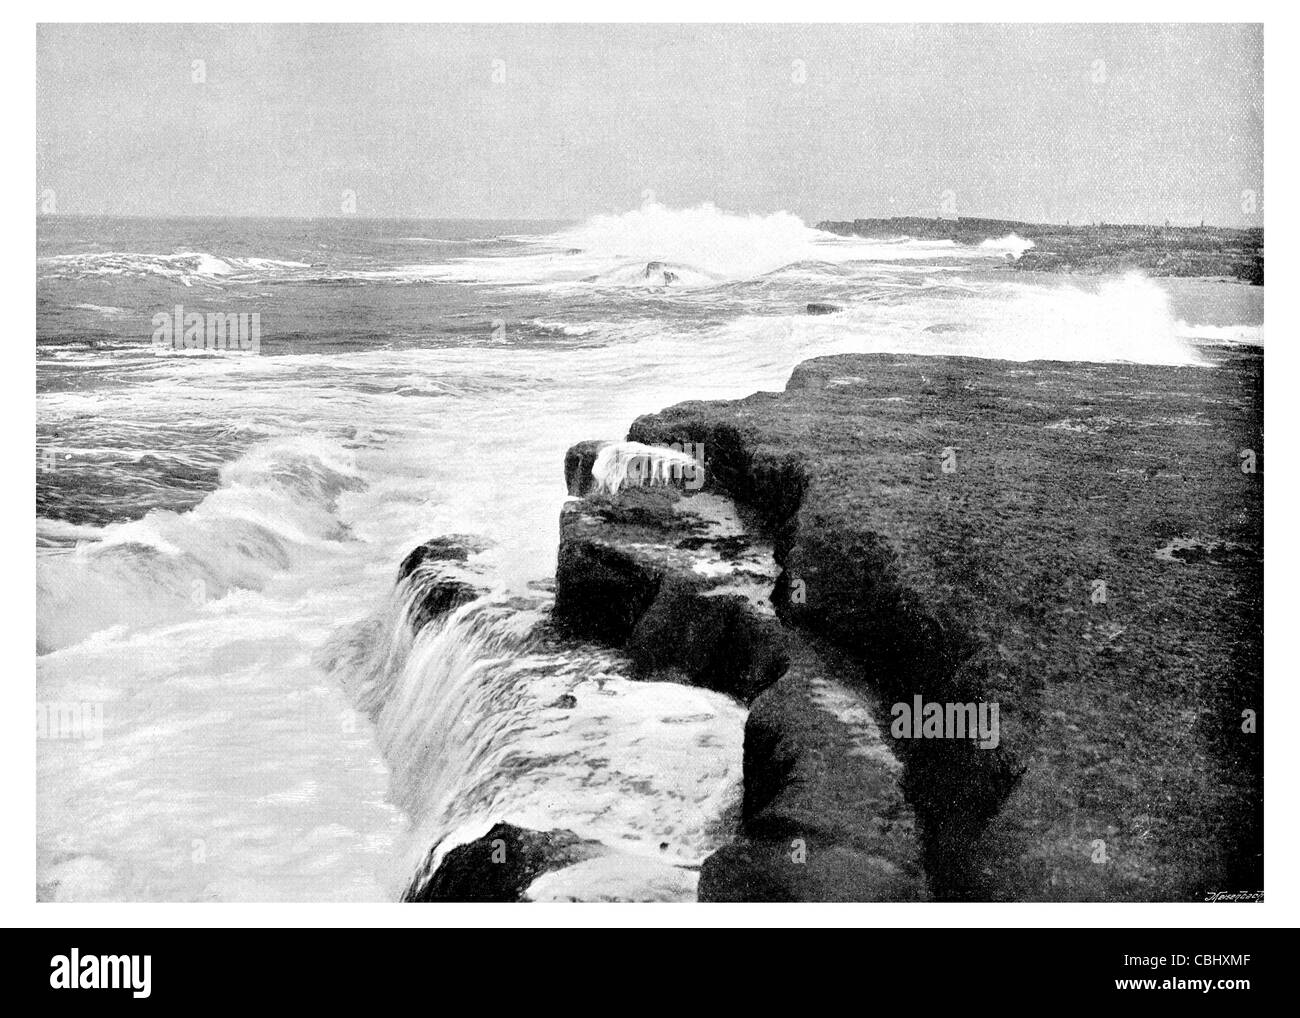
(698, 642, 926, 901)
(700, 838, 920, 902)
(404, 822, 604, 902)
(564, 439, 610, 497)
(806, 302, 841, 315)
(553, 482, 786, 704)
(632, 349, 1263, 901)
(814, 216, 1263, 280)
(397, 535, 480, 582)
(547, 693, 578, 709)
(553, 493, 671, 645)
(627, 580, 789, 702)
(397, 535, 489, 633)
(405, 577, 483, 632)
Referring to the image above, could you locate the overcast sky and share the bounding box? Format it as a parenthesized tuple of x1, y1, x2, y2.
(36, 23, 1263, 225)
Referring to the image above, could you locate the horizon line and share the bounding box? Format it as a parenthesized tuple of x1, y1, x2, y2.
(34, 211, 1264, 232)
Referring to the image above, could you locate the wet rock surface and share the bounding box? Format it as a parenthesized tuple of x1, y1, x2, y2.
(404, 822, 607, 902)
(397, 534, 491, 633)
(555, 440, 927, 899)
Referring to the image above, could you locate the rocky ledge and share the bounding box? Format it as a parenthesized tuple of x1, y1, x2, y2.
(558, 345, 1261, 901)
(553, 439, 927, 900)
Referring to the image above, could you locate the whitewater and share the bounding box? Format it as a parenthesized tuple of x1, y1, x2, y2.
(35, 204, 1262, 901)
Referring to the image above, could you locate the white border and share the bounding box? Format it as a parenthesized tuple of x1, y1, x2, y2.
(6, 4, 1291, 929)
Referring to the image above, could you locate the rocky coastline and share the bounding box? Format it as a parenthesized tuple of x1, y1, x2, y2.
(816, 216, 1264, 283)
(402, 343, 1262, 902)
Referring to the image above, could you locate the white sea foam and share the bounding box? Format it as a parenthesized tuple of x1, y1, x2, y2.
(37, 436, 366, 652)
(979, 232, 1035, 259)
(39, 251, 308, 286)
(388, 202, 1021, 290)
(36, 211, 1259, 902)
(339, 597, 743, 897)
(590, 441, 702, 494)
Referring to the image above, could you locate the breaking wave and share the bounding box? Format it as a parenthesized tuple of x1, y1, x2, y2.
(397, 202, 1029, 290)
(36, 437, 364, 652)
(979, 232, 1035, 259)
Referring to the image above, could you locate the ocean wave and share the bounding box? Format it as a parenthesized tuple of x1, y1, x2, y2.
(39, 251, 309, 287)
(979, 232, 1036, 259)
(71, 303, 132, 316)
(530, 319, 601, 337)
(706, 271, 1207, 366)
(36, 436, 365, 652)
(386, 203, 1012, 291)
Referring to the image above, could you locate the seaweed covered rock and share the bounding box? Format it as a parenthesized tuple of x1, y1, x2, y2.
(632, 349, 1263, 901)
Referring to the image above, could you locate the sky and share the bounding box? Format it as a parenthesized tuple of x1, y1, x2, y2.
(36, 23, 1264, 225)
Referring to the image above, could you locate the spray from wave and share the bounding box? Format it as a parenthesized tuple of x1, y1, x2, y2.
(555, 202, 821, 282)
(705, 269, 1208, 366)
(402, 202, 1024, 290)
(979, 233, 1035, 259)
(966, 272, 1207, 364)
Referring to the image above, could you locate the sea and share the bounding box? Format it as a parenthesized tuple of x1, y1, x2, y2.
(35, 204, 1264, 901)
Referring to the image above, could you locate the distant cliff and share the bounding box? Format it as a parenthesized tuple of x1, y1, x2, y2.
(816, 216, 1264, 283)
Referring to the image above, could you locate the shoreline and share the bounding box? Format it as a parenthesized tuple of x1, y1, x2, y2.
(457, 343, 1264, 902)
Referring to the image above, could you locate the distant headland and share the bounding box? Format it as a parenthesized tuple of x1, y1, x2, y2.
(815, 216, 1263, 284)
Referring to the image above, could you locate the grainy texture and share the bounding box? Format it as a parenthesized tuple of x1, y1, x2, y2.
(816, 217, 1264, 281)
(632, 348, 1263, 900)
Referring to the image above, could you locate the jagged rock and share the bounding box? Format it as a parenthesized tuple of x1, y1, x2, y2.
(553, 436, 926, 901)
(564, 439, 611, 497)
(404, 822, 606, 902)
(553, 491, 673, 644)
(553, 475, 784, 703)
